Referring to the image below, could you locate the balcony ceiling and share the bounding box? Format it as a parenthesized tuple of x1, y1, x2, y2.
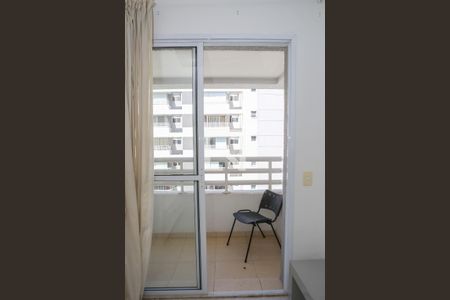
(153, 48, 285, 89)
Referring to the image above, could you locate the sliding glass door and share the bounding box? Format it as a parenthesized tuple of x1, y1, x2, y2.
(146, 46, 206, 292)
(145, 42, 289, 296)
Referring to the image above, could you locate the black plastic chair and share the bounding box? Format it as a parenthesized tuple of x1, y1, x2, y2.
(226, 190, 283, 262)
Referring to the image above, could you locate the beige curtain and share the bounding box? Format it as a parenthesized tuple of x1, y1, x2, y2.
(125, 0, 154, 299)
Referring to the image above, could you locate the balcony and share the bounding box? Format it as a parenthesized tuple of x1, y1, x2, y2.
(154, 156, 282, 193)
(167, 92, 182, 109)
(151, 156, 284, 292)
(169, 116, 183, 132)
(227, 92, 242, 109)
(228, 138, 241, 154)
(229, 115, 242, 130)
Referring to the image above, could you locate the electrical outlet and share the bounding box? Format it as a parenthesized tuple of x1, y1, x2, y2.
(303, 171, 313, 186)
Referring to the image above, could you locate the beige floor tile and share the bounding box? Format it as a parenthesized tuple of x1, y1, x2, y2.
(207, 262, 215, 280)
(184, 237, 196, 248)
(215, 235, 281, 263)
(252, 235, 279, 246)
(214, 278, 261, 292)
(215, 261, 257, 279)
(207, 237, 217, 246)
(207, 243, 216, 262)
(146, 236, 283, 292)
(260, 278, 283, 290)
(178, 244, 196, 262)
(150, 238, 188, 262)
(207, 276, 215, 292)
(234, 278, 262, 291)
(207, 261, 215, 291)
(215, 237, 254, 262)
(145, 280, 169, 288)
(168, 262, 198, 288)
(214, 278, 236, 291)
(215, 249, 245, 262)
(254, 260, 282, 278)
(171, 262, 197, 281)
(247, 244, 281, 262)
(146, 263, 177, 285)
(219, 236, 249, 245)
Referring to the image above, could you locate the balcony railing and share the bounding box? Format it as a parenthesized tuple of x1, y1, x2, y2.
(154, 156, 283, 193)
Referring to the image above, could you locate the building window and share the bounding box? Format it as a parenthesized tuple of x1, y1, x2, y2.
(230, 115, 239, 123)
(167, 92, 182, 108)
(154, 116, 168, 126)
(228, 92, 239, 102)
(229, 138, 239, 145)
(206, 137, 227, 150)
(228, 92, 241, 108)
(251, 136, 257, 141)
(251, 111, 257, 118)
(251, 184, 256, 190)
(205, 137, 216, 149)
(228, 137, 241, 153)
(229, 115, 241, 130)
(171, 138, 183, 153)
(171, 116, 182, 130)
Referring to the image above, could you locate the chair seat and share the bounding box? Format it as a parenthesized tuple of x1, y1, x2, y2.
(233, 211, 271, 224)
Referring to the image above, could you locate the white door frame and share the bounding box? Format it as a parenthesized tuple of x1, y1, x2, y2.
(145, 35, 297, 297)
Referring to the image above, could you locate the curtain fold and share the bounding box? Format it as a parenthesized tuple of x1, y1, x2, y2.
(125, 0, 154, 299)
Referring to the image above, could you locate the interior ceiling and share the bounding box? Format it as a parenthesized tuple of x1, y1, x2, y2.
(153, 48, 285, 89)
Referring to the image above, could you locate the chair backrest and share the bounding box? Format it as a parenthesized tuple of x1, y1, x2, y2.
(258, 190, 283, 222)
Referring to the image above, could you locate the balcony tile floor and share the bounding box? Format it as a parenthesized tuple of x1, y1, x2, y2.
(147, 234, 282, 292)
(209, 235, 282, 292)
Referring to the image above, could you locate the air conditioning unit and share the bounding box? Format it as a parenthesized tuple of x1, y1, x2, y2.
(229, 115, 241, 129)
(229, 138, 241, 154)
(170, 116, 182, 131)
(227, 92, 241, 108)
(168, 92, 182, 108)
(171, 138, 183, 154)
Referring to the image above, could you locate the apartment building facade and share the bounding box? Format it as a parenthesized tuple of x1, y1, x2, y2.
(153, 88, 284, 192)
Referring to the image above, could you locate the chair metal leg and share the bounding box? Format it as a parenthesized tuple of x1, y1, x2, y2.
(226, 218, 237, 246)
(245, 224, 256, 263)
(256, 223, 266, 238)
(269, 222, 282, 248)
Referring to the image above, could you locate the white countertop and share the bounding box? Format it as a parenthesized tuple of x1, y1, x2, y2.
(290, 259, 325, 300)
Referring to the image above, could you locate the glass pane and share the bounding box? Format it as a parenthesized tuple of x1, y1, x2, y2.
(153, 48, 196, 175)
(203, 47, 286, 193)
(146, 181, 198, 289)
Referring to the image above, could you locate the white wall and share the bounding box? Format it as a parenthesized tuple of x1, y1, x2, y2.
(154, 0, 325, 260)
(205, 192, 282, 234)
(153, 192, 281, 234)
